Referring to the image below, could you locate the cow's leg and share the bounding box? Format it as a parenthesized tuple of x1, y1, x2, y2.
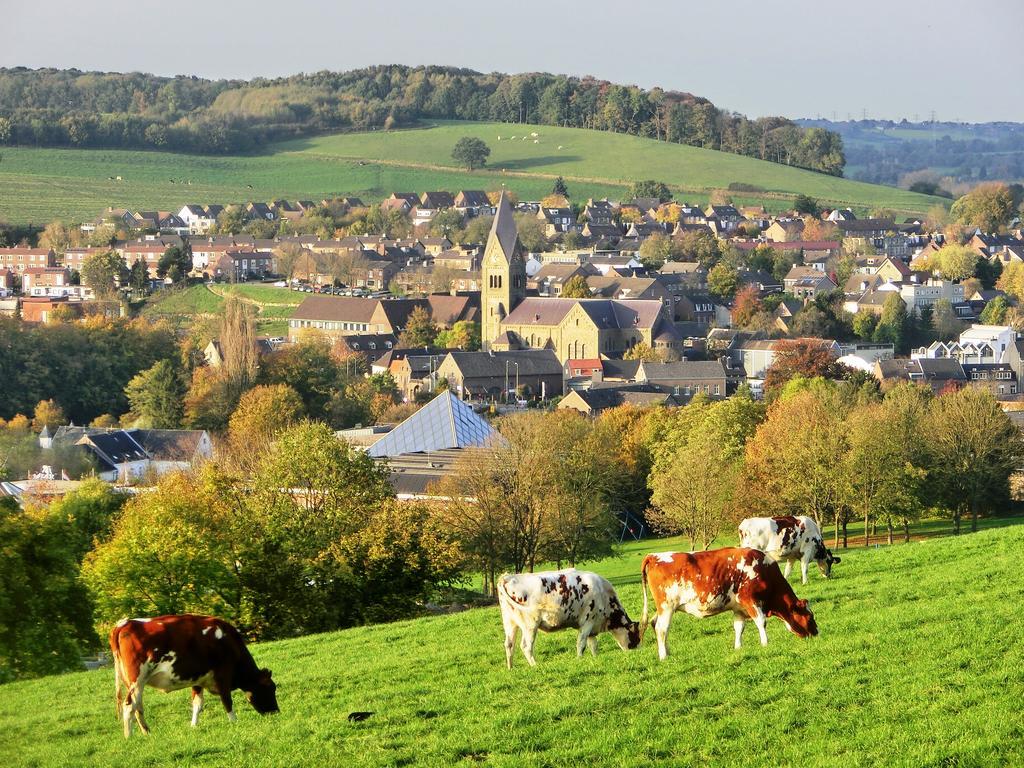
(215, 671, 236, 721)
(191, 687, 204, 727)
(586, 635, 598, 657)
(131, 678, 151, 736)
(654, 609, 672, 660)
(576, 629, 588, 657)
(783, 560, 793, 580)
(801, 556, 810, 585)
(519, 625, 538, 667)
(503, 617, 518, 669)
(733, 615, 747, 649)
(752, 607, 769, 646)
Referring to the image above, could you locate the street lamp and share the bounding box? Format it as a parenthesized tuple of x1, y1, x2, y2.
(505, 360, 520, 403)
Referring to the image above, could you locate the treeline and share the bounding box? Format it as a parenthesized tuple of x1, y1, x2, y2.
(0, 65, 844, 174)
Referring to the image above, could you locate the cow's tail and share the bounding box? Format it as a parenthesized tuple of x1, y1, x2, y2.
(110, 624, 123, 719)
(639, 555, 652, 642)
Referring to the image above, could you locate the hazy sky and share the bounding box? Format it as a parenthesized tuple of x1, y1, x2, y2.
(4, 0, 1022, 123)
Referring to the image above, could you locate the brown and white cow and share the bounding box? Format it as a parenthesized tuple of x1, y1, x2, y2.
(738, 515, 841, 584)
(497, 569, 641, 668)
(640, 548, 818, 659)
(110, 614, 278, 737)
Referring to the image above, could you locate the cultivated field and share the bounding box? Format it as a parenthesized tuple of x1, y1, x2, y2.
(2, 522, 1022, 767)
(0, 122, 942, 225)
(141, 283, 301, 336)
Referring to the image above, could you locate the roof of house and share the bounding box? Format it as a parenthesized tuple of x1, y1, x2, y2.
(639, 359, 732, 381)
(367, 391, 499, 458)
(291, 295, 380, 323)
(128, 429, 207, 462)
(563, 385, 679, 412)
(444, 349, 564, 378)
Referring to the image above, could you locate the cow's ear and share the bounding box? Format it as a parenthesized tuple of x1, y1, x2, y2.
(260, 668, 273, 681)
(796, 599, 808, 609)
(832, 556, 842, 564)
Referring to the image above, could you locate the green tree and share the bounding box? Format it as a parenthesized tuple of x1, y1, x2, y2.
(934, 244, 979, 281)
(80, 250, 126, 298)
(44, 478, 126, 561)
(931, 299, 963, 341)
(429, 209, 465, 238)
(623, 342, 662, 362)
(927, 387, 1022, 533)
(852, 309, 879, 340)
(0, 498, 96, 681)
(629, 180, 672, 203)
(451, 137, 491, 170)
(673, 228, 721, 267)
(259, 336, 340, 418)
(513, 213, 548, 252)
(979, 296, 1009, 325)
(560, 274, 591, 298)
(124, 359, 185, 428)
(157, 245, 191, 283)
(707, 262, 739, 299)
(639, 232, 671, 269)
(793, 194, 820, 216)
(128, 259, 149, 291)
(552, 177, 569, 198)
(951, 183, 1015, 232)
(874, 293, 908, 353)
(398, 306, 439, 348)
(227, 384, 305, 463)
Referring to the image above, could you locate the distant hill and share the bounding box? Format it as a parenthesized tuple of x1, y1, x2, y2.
(797, 118, 1024, 190)
(0, 121, 943, 225)
(0, 65, 842, 175)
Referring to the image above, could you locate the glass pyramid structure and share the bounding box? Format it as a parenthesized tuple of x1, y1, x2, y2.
(367, 391, 498, 458)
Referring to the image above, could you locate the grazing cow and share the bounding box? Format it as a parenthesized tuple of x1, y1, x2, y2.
(640, 548, 818, 659)
(738, 515, 840, 584)
(497, 569, 641, 668)
(110, 614, 278, 738)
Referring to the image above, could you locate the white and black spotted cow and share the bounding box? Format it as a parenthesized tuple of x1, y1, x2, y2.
(497, 569, 641, 668)
(738, 515, 841, 585)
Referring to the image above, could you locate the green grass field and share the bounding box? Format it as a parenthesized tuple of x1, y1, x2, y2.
(141, 283, 301, 336)
(0, 121, 942, 226)
(3, 521, 1023, 767)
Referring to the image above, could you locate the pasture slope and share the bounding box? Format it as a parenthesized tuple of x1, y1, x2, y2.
(0, 121, 942, 225)
(3, 524, 1023, 768)
(141, 283, 301, 337)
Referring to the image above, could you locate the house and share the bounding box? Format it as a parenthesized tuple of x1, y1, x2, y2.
(727, 338, 841, 384)
(203, 337, 278, 367)
(827, 208, 857, 222)
(390, 351, 451, 401)
(783, 267, 838, 300)
(536, 207, 576, 237)
(287, 295, 478, 342)
(62, 246, 107, 274)
(177, 205, 219, 234)
(0, 247, 56, 274)
(874, 358, 966, 394)
(635, 358, 744, 398)
(773, 297, 805, 333)
(48, 426, 212, 482)
(582, 200, 616, 226)
(836, 218, 909, 258)
(22, 267, 71, 295)
(436, 349, 565, 400)
(334, 333, 398, 363)
(245, 202, 276, 221)
(557, 385, 680, 415)
(118, 242, 168, 278)
(764, 219, 806, 243)
(20, 295, 82, 323)
(454, 191, 494, 217)
(704, 205, 742, 231)
(209, 248, 274, 281)
(899, 275, 965, 315)
(962, 363, 1018, 397)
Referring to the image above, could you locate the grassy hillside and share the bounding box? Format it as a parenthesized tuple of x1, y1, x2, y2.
(0, 122, 942, 226)
(3, 523, 1023, 767)
(142, 283, 301, 336)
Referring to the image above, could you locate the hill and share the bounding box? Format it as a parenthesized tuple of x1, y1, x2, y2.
(0, 121, 942, 225)
(142, 283, 302, 337)
(2, 523, 1023, 767)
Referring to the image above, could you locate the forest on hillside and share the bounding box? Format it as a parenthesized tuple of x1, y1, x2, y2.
(0, 65, 844, 175)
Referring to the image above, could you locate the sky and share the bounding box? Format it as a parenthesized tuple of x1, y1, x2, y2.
(3, 0, 1023, 124)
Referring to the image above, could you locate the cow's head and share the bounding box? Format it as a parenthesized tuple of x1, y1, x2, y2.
(815, 542, 841, 578)
(784, 598, 818, 639)
(607, 606, 643, 651)
(245, 668, 279, 714)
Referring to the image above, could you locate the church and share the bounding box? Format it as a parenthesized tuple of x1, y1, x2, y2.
(480, 192, 681, 363)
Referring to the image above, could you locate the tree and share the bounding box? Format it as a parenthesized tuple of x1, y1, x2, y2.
(80, 250, 126, 298)
(951, 183, 1015, 232)
(934, 244, 979, 281)
(852, 309, 879, 340)
(451, 137, 491, 170)
(32, 399, 65, 432)
(0, 498, 95, 681)
(997, 261, 1024, 302)
(124, 359, 185, 428)
(560, 274, 591, 298)
(552, 177, 569, 198)
(926, 387, 1022, 534)
(623, 342, 662, 362)
(398, 306, 439, 348)
(44, 478, 126, 561)
(673, 228, 721, 267)
(513, 213, 548, 252)
(38, 220, 72, 255)
(629, 180, 672, 203)
(219, 296, 260, 396)
(227, 384, 305, 463)
(731, 285, 763, 328)
(979, 296, 1009, 325)
(157, 245, 191, 283)
(707, 262, 739, 298)
(874, 293, 909, 353)
(259, 336, 340, 419)
(429, 209, 465, 238)
(272, 242, 306, 281)
(793, 195, 820, 216)
(763, 339, 847, 395)
(128, 259, 149, 291)
(931, 299, 963, 341)
(435, 320, 480, 351)
(638, 232, 671, 269)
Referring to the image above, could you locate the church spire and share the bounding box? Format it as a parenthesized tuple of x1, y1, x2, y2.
(488, 191, 519, 261)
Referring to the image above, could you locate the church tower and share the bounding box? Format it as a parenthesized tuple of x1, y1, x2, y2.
(481, 192, 526, 350)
